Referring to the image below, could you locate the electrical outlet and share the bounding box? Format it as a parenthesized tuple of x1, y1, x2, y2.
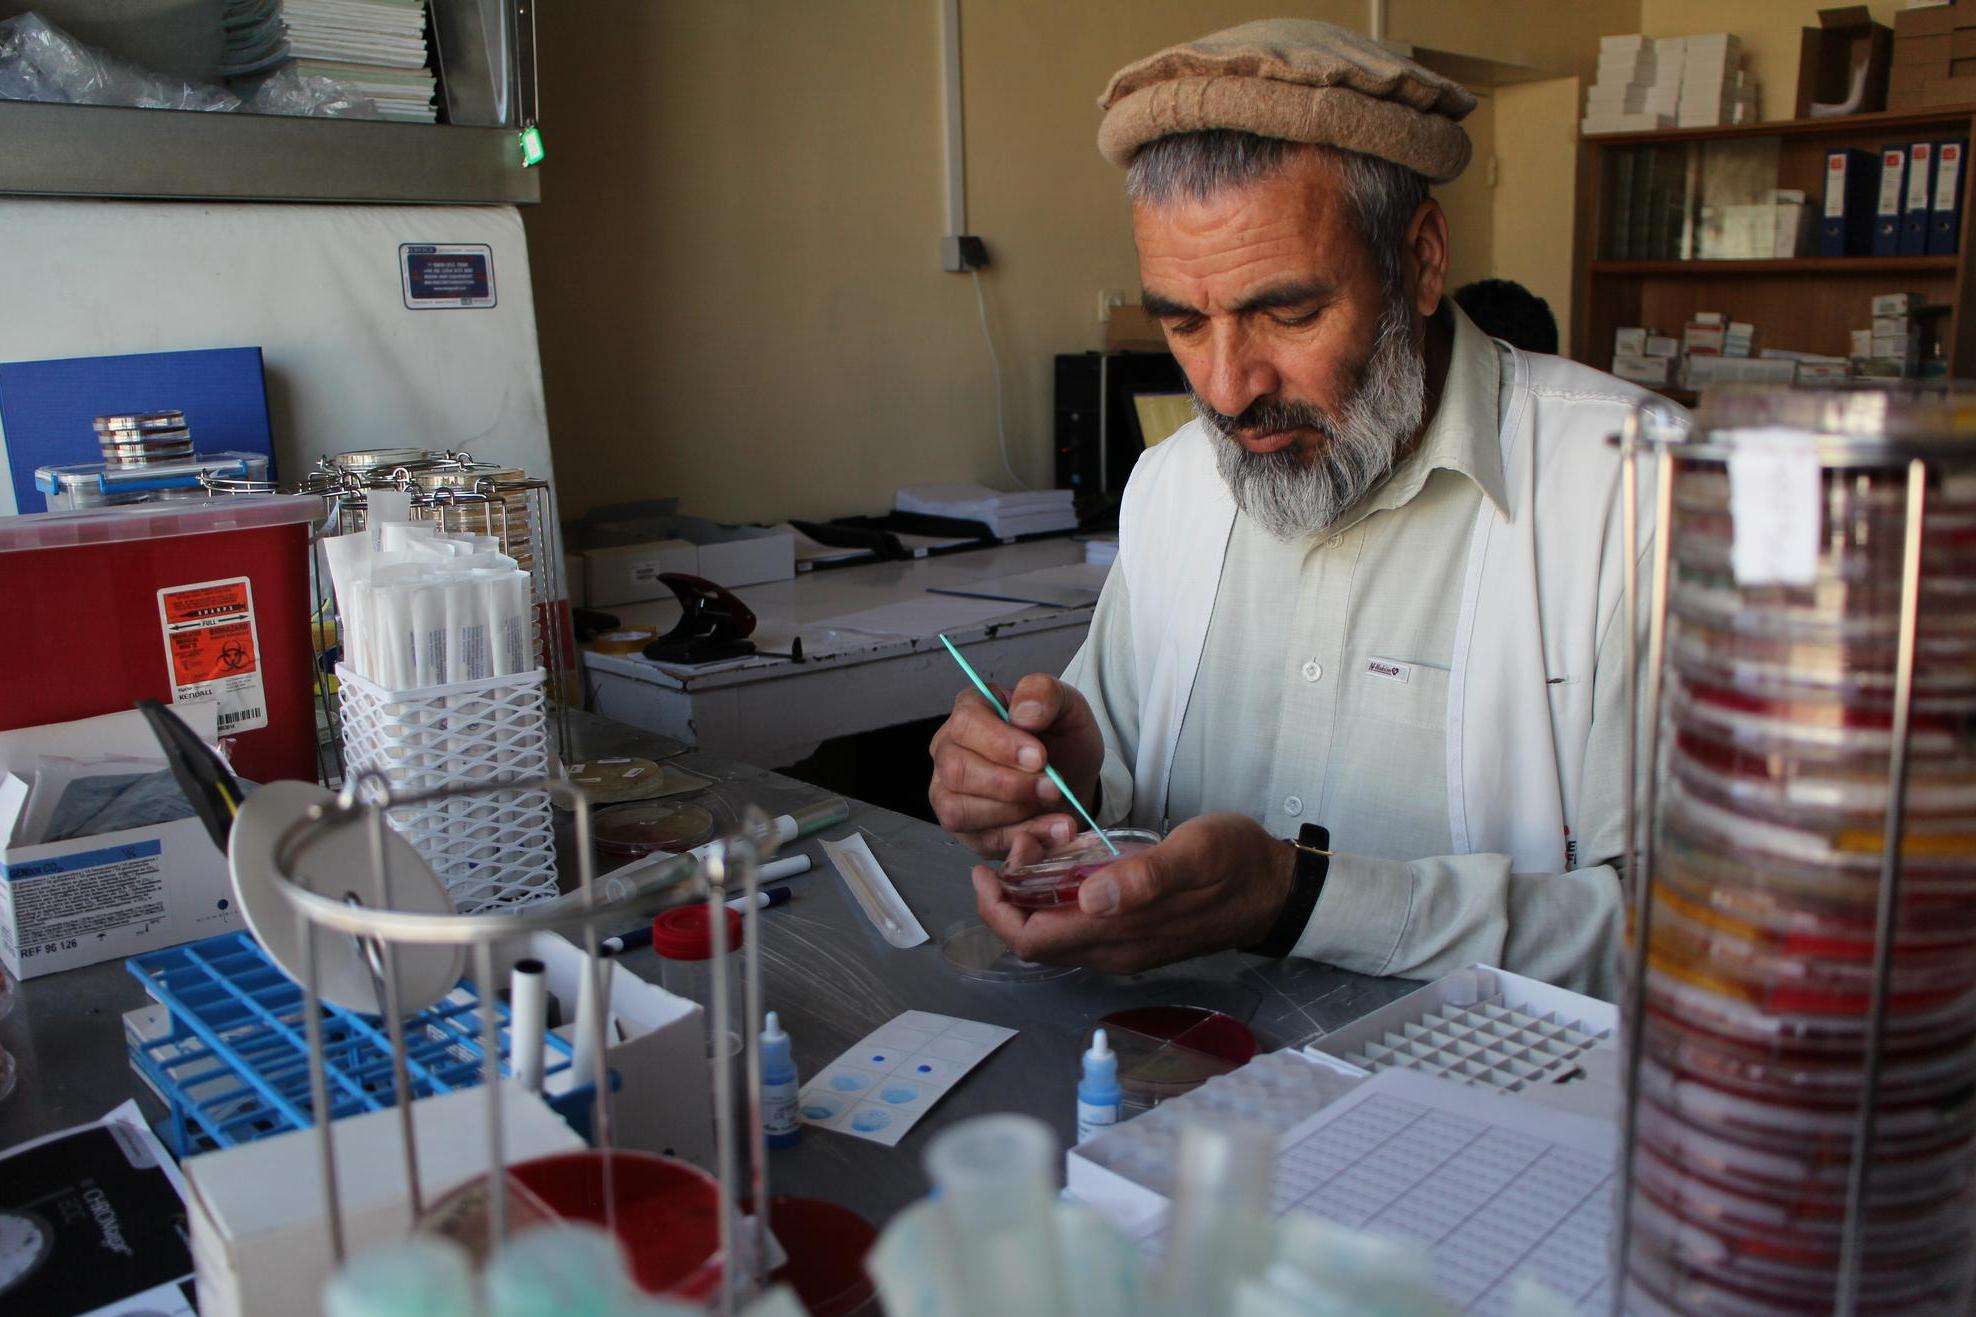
(941, 235, 990, 273)
(1097, 289, 1128, 323)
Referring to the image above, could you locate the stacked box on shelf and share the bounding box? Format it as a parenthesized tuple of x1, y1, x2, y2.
(1612, 326, 1679, 385)
(1891, 1, 1976, 109)
(1680, 33, 1747, 127)
(1584, 34, 1673, 134)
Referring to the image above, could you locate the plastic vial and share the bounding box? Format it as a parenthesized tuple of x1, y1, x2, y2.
(761, 1010, 802, 1148)
(1076, 1028, 1121, 1144)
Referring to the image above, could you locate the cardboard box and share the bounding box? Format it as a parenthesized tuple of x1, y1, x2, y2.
(1897, 3, 1966, 38)
(1897, 33, 1955, 63)
(575, 513, 795, 603)
(184, 1084, 584, 1317)
(1890, 60, 1942, 108)
(580, 538, 700, 608)
(0, 707, 243, 980)
(1612, 353, 1673, 384)
(1644, 335, 1681, 358)
(1873, 314, 1916, 336)
(1798, 7, 1893, 117)
(1874, 292, 1924, 315)
(1852, 328, 1876, 358)
(1925, 72, 1976, 103)
(506, 931, 717, 1170)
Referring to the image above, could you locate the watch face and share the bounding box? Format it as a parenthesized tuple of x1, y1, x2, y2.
(0, 1209, 53, 1293)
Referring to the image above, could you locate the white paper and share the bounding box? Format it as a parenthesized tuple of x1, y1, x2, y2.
(0, 706, 219, 785)
(816, 595, 1028, 640)
(798, 1011, 1016, 1146)
(1727, 428, 1821, 586)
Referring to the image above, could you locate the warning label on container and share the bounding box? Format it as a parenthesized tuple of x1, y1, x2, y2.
(157, 576, 268, 735)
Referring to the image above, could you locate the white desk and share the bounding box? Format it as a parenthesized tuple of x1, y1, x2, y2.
(580, 540, 1100, 766)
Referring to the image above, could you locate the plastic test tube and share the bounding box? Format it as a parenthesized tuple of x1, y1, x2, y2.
(1161, 1122, 1275, 1313)
(509, 958, 547, 1094)
(923, 1114, 1070, 1316)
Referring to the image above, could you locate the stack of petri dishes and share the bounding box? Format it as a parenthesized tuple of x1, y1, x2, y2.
(1626, 387, 1976, 1313)
(95, 410, 192, 468)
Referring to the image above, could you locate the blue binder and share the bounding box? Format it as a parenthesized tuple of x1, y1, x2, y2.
(1930, 139, 1967, 256)
(0, 347, 274, 515)
(1821, 148, 1877, 258)
(1902, 141, 1935, 256)
(1873, 145, 1907, 257)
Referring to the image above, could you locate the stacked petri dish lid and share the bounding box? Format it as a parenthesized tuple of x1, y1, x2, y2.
(94, 410, 192, 468)
(1627, 386, 1976, 1314)
(409, 461, 536, 570)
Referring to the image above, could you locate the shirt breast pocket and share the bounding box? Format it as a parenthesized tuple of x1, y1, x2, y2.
(1355, 656, 1450, 732)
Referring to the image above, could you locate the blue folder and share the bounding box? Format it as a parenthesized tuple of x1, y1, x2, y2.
(0, 347, 275, 514)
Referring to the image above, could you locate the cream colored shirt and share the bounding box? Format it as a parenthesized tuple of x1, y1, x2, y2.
(1067, 320, 1629, 998)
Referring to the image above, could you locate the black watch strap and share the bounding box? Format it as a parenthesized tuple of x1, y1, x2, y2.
(1247, 823, 1331, 959)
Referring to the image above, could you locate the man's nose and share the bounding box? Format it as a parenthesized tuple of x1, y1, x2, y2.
(1194, 324, 1278, 422)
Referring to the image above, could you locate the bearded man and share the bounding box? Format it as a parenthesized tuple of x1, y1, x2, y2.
(928, 20, 1655, 999)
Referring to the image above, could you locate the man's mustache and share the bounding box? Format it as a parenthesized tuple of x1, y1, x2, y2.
(1190, 390, 1336, 440)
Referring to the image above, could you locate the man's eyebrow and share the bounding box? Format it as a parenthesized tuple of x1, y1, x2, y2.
(1230, 278, 1333, 315)
(1140, 279, 1335, 320)
(1141, 290, 1199, 318)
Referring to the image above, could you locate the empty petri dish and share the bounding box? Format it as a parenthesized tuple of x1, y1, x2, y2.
(939, 920, 1080, 984)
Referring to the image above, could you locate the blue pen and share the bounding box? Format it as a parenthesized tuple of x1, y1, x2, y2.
(936, 633, 1119, 856)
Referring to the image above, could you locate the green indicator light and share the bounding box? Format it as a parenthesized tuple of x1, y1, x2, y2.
(520, 125, 545, 167)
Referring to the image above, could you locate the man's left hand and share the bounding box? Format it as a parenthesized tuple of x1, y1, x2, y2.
(968, 812, 1296, 974)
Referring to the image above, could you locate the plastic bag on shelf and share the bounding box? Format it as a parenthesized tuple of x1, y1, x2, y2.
(0, 12, 241, 112)
(238, 64, 382, 119)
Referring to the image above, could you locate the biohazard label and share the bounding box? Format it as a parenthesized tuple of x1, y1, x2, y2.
(157, 577, 268, 735)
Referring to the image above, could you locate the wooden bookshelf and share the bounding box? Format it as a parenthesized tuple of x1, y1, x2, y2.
(1571, 106, 1976, 381)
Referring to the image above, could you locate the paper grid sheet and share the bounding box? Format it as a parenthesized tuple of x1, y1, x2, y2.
(1146, 1069, 1615, 1314)
(799, 1011, 1014, 1146)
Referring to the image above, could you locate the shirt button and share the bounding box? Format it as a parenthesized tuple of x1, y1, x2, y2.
(1325, 536, 1343, 551)
(1301, 660, 1323, 682)
(1284, 795, 1304, 816)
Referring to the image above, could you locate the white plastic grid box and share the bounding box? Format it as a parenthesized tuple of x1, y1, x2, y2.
(335, 664, 557, 911)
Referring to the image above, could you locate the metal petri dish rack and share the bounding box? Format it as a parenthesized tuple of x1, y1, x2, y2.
(202, 450, 574, 779)
(268, 769, 780, 1313)
(1612, 384, 1976, 1315)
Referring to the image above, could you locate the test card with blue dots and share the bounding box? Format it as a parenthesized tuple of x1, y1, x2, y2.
(797, 1010, 1016, 1146)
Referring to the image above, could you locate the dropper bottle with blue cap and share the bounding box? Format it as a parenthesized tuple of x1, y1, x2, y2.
(1076, 1028, 1121, 1144)
(761, 1010, 802, 1148)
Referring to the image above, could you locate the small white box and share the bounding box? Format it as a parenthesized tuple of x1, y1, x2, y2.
(1614, 327, 1649, 354)
(1644, 335, 1680, 358)
(1872, 315, 1916, 338)
(581, 538, 701, 608)
(1873, 293, 1924, 316)
(0, 707, 242, 981)
(185, 1084, 584, 1317)
(1852, 329, 1875, 358)
(1612, 353, 1674, 384)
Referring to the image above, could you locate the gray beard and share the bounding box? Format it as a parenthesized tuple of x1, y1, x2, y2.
(1196, 304, 1428, 542)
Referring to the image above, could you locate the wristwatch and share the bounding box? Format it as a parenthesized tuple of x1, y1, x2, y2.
(1246, 823, 1331, 958)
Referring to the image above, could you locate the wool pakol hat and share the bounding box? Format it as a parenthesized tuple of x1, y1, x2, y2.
(1097, 18, 1476, 184)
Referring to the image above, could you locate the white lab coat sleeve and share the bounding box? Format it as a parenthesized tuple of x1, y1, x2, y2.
(1289, 532, 1641, 1002)
(1060, 566, 1140, 828)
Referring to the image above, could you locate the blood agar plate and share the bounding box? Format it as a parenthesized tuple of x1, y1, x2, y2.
(995, 827, 1160, 910)
(1097, 1006, 1259, 1103)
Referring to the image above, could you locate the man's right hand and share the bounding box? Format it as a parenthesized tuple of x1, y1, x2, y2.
(927, 672, 1106, 857)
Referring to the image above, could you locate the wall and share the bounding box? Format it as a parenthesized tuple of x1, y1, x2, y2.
(1491, 77, 1584, 348)
(526, 2, 1636, 524)
(1639, 1, 1908, 119)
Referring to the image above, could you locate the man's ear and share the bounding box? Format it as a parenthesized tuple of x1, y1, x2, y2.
(1407, 198, 1450, 319)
